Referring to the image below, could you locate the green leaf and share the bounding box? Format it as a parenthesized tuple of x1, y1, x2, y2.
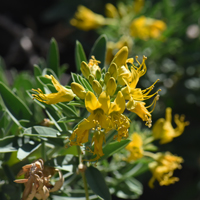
(0, 82, 32, 123)
(0, 136, 18, 153)
(99, 139, 131, 161)
(62, 145, 79, 156)
(42, 68, 59, 79)
(23, 126, 61, 138)
(58, 103, 79, 117)
(115, 177, 143, 199)
(77, 75, 93, 92)
(71, 73, 80, 83)
(45, 155, 74, 171)
(34, 65, 44, 91)
(89, 35, 107, 69)
(17, 140, 41, 160)
(47, 38, 59, 76)
(45, 105, 68, 132)
(75, 40, 87, 72)
(0, 57, 9, 86)
(1, 183, 21, 200)
(85, 166, 111, 200)
(79, 76, 93, 92)
(34, 64, 42, 77)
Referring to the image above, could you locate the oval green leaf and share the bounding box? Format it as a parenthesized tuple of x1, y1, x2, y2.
(85, 166, 111, 200)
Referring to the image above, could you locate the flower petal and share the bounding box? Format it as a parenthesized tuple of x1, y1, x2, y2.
(111, 46, 128, 67)
(85, 91, 101, 113)
(98, 91, 110, 113)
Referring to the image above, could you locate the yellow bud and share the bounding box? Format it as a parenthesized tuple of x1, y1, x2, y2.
(81, 61, 90, 79)
(105, 3, 118, 18)
(108, 63, 117, 79)
(104, 72, 111, 84)
(88, 75, 95, 85)
(71, 82, 86, 99)
(96, 69, 101, 81)
(99, 79, 104, 87)
(106, 77, 117, 96)
(111, 46, 128, 67)
(92, 80, 102, 95)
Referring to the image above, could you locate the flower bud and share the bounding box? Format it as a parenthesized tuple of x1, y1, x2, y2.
(96, 69, 101, 81)
(104, 72, 111, 84)
(105, 3, 118, 18)
(99, 79, 104, 87)
(106, 77, 117, 96)
(92, 80, 102, 95)
(88, 74, 95, 85)
(111, 46, 128, 67)
(108, 62, 117, 79)
(81, 61, 90, 79)
(71, 82, 86, 99)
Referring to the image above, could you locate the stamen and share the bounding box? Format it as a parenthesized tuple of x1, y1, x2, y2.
(135, 55, 147, 76)
(89, 56, 101, 66)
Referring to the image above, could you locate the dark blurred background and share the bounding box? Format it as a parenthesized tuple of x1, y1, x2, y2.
(0, 0, 200, 199)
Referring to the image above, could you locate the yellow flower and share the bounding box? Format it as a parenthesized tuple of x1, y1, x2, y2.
(125, 132, 143, 161)
(148, 152, 183, 188)
(69, 90, 129, 160)
(120, 54, 160, 127)
(69, 91, 112, 160)
(128, 101, 152, 127)
(32, 75, 75, 104)
(70, 5, 105, 31)
(108, 91, 130, 141)
(91, 131, 106, 160)
(130, 16, 166, 40)
(88, 56, 101, 78)
(152, 107, 189, 144)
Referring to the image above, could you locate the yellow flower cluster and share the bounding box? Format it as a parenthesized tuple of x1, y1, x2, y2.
(70, 1, 166, 41)
(70, 6, 106, 31)
(32, 47, 160, 161)
(130, 16, 167, 40)
(148, 152, 183, 188)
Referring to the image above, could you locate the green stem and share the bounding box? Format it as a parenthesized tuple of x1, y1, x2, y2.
(81, 171, 90, 200)
(41, 142, 46, 161)
(77, 146, 89, 200)
(143, 151, 157, 160)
